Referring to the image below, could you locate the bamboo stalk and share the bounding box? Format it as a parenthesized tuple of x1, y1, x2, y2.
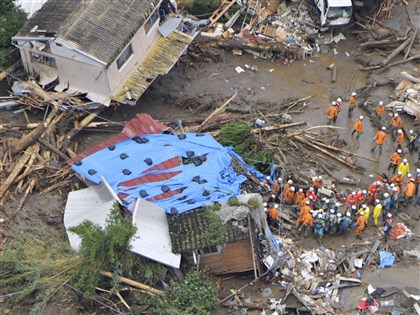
(99, 271, 163, 296)
(198, 91, 237, 131)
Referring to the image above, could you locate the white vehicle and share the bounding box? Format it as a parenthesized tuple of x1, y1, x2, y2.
(314, 0, 353, 27)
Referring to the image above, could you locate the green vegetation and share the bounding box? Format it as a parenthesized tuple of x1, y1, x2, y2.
(0, 0, 27, 67)
(151, 269, 218, 315)
(247, 197, 260, 209)
(218, 123, 277, 173)
(188, 0, 221, 16)
(227, 196, 241, 206)
(69, 203, 137, 297)
(203, 205, 225, 243)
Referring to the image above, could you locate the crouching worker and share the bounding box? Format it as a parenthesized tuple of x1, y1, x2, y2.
(354, 212, 366, 235)
(313, 214, 325, 245)
(337, 212, 352, 236)
(299, 210, 314, 237)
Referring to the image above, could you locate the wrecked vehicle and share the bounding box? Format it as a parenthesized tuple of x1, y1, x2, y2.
(313, 0, 353, 28)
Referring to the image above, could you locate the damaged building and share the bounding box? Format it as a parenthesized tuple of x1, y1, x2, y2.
(12, 0, 194, 105)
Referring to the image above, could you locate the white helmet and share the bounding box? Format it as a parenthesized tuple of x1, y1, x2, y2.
(335, 202, 340, 207)
(346, 212, 351, 217)
(309, 187, 314, 192)
(318, 214, 323, 218)
(298, 188, 303, 192)
(337, 213, 342, 217)
(263, 202, 268, 207)
(360, 211, 364, 216)
(408, 173, 412, 178)
(278, 177, 282, 182)
(387, 213, 392, 218)
(351, 191, 356, 196)
(274, 204, 279, 209)
(332, 101, 337, 106)
(403, 159, 408, 163)
(410, 130, 414, 134)
(337, 98, 342, 103)
(266, 176, 271, 180)
(394, 113, 399, 117)
(271, 194, 276, 199)
(392, 187, 398, 191)
(362, 204, 367, 209)
(310, 209, 314, 213)
(330, 209, 335, 213)
(375, 199, 380, 204)
(390, 183, 395, 187)
(398, 129, 403, 134)
(306, 200, 310, 205)
(397, 149, 402, 154)
(362, 190, 367, 194)
(384, 193, 389, 197)
(352, 92, 356, 96)
(376, 181, 381, 185)
(351, 205, 356, 210)
(309, 195, 314, 200)
(325, 199, 330, 203)
(417, 168, 420, 173)
(379, 101, 384, 105)
(359, 115, 364, 120)
(318, 176, 323, 180)
(398, 171, 402, 175)
(291, 187, 295, 192)
(381, 126, 386, 131)
(264, 207, 268, 212)
(287, 180, 293, 184)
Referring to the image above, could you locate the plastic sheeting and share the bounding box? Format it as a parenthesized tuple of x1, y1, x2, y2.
(72, 133, 263, 214)
(378, 251, 395, 269)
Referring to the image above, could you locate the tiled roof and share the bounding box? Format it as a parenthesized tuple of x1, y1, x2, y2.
(167, 208, 249, 253)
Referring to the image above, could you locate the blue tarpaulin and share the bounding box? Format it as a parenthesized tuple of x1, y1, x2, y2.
(379, 251, 395, 269)
(72, 133, 264, 214)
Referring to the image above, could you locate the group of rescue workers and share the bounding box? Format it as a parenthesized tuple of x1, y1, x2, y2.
(262, 92, 419, 244)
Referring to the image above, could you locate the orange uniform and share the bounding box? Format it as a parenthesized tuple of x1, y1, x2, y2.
(283, 183, 291, 196)
(294, 192, 305, 206)
(313, 178, 323, 188)
(296, 205, 311, 225)
(268, 207, 280, 220)
(300, 197, 309, 207)
(397, 131, 404, 144)
(405, 181, 416, 197)
(302, 212, 313, 226)
(325, 106, 338, 121)
(376, 105, 385, 117)
(375, 130, 387, 144)
(272, 180, 281, 196)
(284, 190, 295, 205)
(349, 96, 356, 109)
(355, 215, 366, 234)
(391, 116, 403, 129)
(390, 152, 401, 166)
(354, 120, 363, 133)
(392, 174, 404, 186)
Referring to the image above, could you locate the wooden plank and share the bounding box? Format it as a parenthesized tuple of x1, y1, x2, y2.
(360, 239, 381, 277)
(248, 215, 259, 279)
(209, 0, 236, 26)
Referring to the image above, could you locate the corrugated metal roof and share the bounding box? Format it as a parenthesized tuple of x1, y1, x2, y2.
(111, 31, 193, 103)
(57, 0, 160, 64)
(67, 113, 167, 165)
(131, 198, 181, 268)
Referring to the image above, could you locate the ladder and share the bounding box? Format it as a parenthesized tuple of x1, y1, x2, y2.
(208, 0, 237, 26)
(241, 0, 261, 31)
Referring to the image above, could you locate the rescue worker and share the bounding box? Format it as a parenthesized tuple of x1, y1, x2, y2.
(306, 187, 317, 201)
(391, 171, 404, 189)
(384, 213, 393, 242)
(351, 116, 364, 139)
(284, 179, 293, 197)
(404, 176, 416, 206)
(328, 209, 338, 236)
(368, 181, 381, 204)
(416, 168, 420, 195)
(396, 129, 405, 152)
(336, 97, 343, 114)
(295, 188, 305, 206)
(296, 200, 312, 225)
(348, 92, 357, 118)
(398, 159, 410, 178)
(391, 186, 399, 211)
(325, 101, 339, 124)
(357, 204, 370, 225)
(373, 199, 382, 226)
(346, 191, 357, 210)
(268, 204, 280, 226)
(313, 175, 323, 195)
(354, 212, 366, 235)
(272, 177, 282, 199)
(382, 193, 391, 222)
(387, 149, 402, 174)
(376, 101, 385, 120)
(268, 194, 277, 203)
(321, 199, 331, 212)
(355, 190, 367, 208)
(351, 205, 357, 216)
(300, 195, 313, 208)
(371, 126, 387, 155)
(313, 214, 325, 244)
(300, 210, 314, 237)
(390, 113, 403, 136)
(284, 186, 296, 205)
(338, 212, 352, 235)
(408, 130, 417, 154)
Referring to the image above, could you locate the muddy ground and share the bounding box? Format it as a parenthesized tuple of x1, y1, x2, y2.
(1, 1, 420, 314)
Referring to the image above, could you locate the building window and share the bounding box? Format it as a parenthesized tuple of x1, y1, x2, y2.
(144, 9, 159, 34)
(198, 245, 223, 256)
(117, 44, 133, 70)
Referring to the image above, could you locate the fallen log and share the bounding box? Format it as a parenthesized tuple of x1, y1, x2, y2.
(38, 138, 69, 161)
(358, 39, 403, 49)
(215, 38, 301, 56)
(360, 239, 381, 277)
(404, 28, 418, 59)
(0, 60, 20, 81)
(382, 36, 411, 66)
(0, 144, 39, 200)
(197, 91, 237, 132)
(100, 271, 163, 296)
(251, 121, 305, 134)
(362, 54, 420, 71)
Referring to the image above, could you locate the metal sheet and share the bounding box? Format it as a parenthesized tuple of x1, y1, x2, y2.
(131, 198, 181, 268)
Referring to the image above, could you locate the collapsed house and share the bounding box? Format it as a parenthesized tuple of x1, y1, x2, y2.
(64, 114, 278, 274)
(12, 0, 195, 105)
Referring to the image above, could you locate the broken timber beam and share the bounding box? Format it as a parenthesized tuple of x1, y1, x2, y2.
(382, 36, 412, 66)
(100, 271, 163, 296)
(251, 122, 305, 133)
(360, 239, 381, 277)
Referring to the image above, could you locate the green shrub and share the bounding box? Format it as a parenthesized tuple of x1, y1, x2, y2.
(151, 269, 218, 315)
(247, 198, 260, 209)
